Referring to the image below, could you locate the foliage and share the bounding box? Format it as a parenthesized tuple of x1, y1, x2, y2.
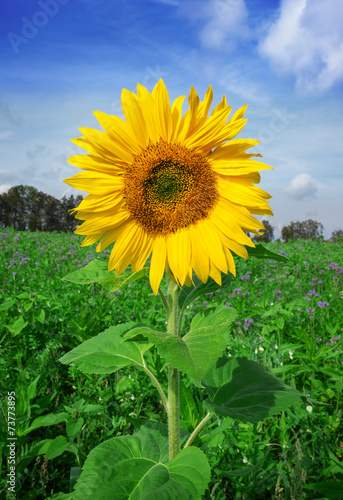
(331, 229, 343, 242)
(1, 227, 343, 498)
(253, 219, 274, 242)
(0, 185, 83, 232)
(281, 219, 324, 242)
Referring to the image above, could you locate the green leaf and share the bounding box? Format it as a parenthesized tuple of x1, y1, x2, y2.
(124, 306, 237, 387)
(178, 273, 233, 312)
(203, 356, 301, 422)
(179, 380, 199, 428)
(0, 299, 16, 312)
(82, 404, 103, 414)
(60, 322, 152, 374)
(6, 316, 28, 336)
(33, 308, 46, 324)
(246, 243, 288, 262)
(70, 467, 82, 493)
(44, 436, 70, 460)
(63, 259, 148, 292)
(47, 493, 74, 499)
(27, 375, 40, 401)
(20, 412, 70, 436)
(27, 436, 73, 460)
(62, 260, 108, 284)
(303, 480, 343, 498)
(72, 423, 210, 500)
(23, 299, 34, 311)
(66, 418, 84, 440)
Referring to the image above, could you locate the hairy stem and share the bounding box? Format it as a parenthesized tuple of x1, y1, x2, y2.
(167, 278, 180, 460)
(141, 365, 168, 414)
(183, 412, 215, 448)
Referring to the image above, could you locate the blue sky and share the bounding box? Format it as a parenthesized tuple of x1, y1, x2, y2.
(1, 0, 343, 238)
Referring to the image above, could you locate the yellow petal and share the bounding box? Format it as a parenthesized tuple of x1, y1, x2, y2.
(177, 86, 201, 143)
(75, 210, 130, 235)
(211, 94, 228, 116)
(217, 177, 272, 209)
(198, 85, 213, 119)
(136, 83, 160, 142)
(81, 232, 104, 247)
(68, 154, 125, 174)
(131, 231, 153, 273)
(96, 219, 132, 252)
(79, 127, 133, 164)
(210, 158, 274, 176)
(64, 171, 124, 195)
(121, 88, 148, 147)
(223, 246, 236, 275)
(166, 230, 191, 286)
(152, 79, 172, 141)
(150, 236, 167, 295)
(210, 139, 260, 161)
(209, 261, 222, 286)
(188, 226, 210, 283)
(184, 105, 232, 151)
(170, 95, 186, 142)
(75, 192, 124, 213)
(108, 220, 141, 274)
(93, 111, 141, 155)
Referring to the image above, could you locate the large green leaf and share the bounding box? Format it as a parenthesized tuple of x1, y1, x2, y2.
(19, 412, 70, 436)
(26, 436, 69, 460)
(63, 260, 148, 292)
(203, 356, 301, 422)
(303, 480, 343, 498)
(246, 243, 288, 262)
(124, 307, 236, 387)
(178, 273, 233, 312)
(72, 424, 210, 500)
(60, 322, 152, 374)
(6, 315, 28, 336)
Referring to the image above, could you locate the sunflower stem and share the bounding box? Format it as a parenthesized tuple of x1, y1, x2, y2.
(141, 365, 168, 415)
(183, 412, 215, 448)
(167, 278, 180, 460)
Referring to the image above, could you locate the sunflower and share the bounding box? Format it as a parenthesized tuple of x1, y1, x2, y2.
(64, 79, 273, 294)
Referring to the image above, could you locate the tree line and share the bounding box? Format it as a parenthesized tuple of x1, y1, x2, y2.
(0, 185, 83, 232)
(254, 219, 342, 242)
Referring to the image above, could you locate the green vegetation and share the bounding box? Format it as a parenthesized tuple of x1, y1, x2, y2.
(1, 227, 342, 499)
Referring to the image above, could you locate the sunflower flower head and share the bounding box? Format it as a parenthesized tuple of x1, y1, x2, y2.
(64, 79, 273, 294)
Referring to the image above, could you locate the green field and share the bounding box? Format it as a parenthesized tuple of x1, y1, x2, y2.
(1, 227, 343, 499)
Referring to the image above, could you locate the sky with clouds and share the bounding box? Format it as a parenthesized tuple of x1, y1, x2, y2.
(1, 0, 343, 238)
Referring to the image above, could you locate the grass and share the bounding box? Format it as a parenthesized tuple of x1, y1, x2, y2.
(1, 227, 342, 499)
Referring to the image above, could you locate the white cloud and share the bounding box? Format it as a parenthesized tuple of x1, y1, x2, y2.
(0, 184, 11, 194)
(283, 173, 318, 200)
(258, 0, 343, 91)
(181, 0, 249, 49)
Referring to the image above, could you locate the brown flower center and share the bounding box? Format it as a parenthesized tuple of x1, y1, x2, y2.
(124, 140, 218, 234)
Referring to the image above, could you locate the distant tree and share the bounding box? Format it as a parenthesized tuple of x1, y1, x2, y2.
(281, 219, 324, 241)
(0, 191, 11, 228)
(331, 229, 343, 242)
(60, 194, 83, 232)
(0, 185, 33, 230)
(0, 185, 82, 232)
(253, 220, 274, 242)
(43, 195, 63, 232)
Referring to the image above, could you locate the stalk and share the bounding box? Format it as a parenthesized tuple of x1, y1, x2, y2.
(167, 278, 180, 460)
